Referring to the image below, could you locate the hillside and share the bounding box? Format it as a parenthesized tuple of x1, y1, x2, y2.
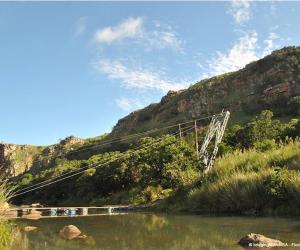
(1, 46, 300, 178)
(112, 46, 300, 136)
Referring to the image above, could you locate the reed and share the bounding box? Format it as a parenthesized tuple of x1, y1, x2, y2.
(0, 179, 18, 249)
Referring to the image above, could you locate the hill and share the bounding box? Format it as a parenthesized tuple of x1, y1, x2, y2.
(1, 46, 300, 179)
(111, 46, 300, 137)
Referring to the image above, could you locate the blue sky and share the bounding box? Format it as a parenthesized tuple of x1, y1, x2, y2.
(0, 1, 299, 145)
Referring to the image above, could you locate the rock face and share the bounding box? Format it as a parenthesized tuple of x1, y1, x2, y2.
(0, 143, 41, 177)
(59, 225, 82, 240)
(111, 46, 300, 137)
(238, 233, 285, 247)
(0, 135, 84, 178)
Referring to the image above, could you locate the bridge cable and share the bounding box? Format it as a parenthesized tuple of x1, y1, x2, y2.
(11, 126, 196, 198)
(12, 123, 198, 193)
(11, 114, 219, 192)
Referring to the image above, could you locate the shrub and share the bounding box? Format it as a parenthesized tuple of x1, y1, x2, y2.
(20, 173, 33, 186)
(142, 185, 163, 202)
(288, 96, 300, 115)
(254, 139, 277, 151)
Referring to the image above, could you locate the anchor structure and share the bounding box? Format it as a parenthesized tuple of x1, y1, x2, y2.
(199, 111, 230, 173)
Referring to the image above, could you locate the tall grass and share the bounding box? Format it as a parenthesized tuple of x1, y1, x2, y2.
(184, 140, 300, 215)
(0, 179, 18, 249)
(212, 140, 300, 177)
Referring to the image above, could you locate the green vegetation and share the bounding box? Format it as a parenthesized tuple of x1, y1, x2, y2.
(6, 46, 300, 215)
(12, 109, 300, 216)
(183, 140, 300, 215)
(14, 135, 201, 206)
(0, 180, 20, 249)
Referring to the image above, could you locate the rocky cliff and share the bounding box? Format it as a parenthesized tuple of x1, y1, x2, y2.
(1, 46, 300, 178)
(0, 144, 41, 177)
(111, 46, 300, 137)
(0, 136, 84, 178)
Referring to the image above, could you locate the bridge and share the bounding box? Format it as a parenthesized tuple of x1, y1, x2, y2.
(7, 110, 230, 210)
(3, 205, 132, 219)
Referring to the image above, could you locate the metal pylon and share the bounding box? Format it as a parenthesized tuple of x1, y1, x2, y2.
(199, 111, 230, 173)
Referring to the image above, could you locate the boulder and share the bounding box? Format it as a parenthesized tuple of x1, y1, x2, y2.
(24, 226, 37, 232)
(239, 233, 285, 247)
(3, 202, 10, 209)
(59, 225, 82, 240)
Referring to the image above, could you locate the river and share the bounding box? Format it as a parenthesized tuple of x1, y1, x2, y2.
(14, 213, 300, 249)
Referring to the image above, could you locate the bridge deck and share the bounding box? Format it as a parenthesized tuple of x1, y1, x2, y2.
(7, 212, 128, 219)
(5, 205, 131, 211)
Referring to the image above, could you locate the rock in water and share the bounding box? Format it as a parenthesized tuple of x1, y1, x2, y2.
(239, 233, 285, 247)
(59, 225, 82, 240)
(24, 226, 37, 232)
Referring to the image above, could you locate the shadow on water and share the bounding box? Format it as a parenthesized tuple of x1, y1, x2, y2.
(11, 213, 300, 250)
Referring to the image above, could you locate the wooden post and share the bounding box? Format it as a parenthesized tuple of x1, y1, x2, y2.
(194, 120, 199, 159)
(179, 124, 182, 140)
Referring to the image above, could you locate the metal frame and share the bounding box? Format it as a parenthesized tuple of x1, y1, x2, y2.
(199, 111, 230, 173)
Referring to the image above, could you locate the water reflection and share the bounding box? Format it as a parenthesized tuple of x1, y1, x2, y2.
(12, 213, 300, 250)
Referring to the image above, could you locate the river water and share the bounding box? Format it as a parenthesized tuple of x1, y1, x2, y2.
(14, 213, 300, 250)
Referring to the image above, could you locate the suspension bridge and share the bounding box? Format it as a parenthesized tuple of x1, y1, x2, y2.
(3, 110, 230, 218)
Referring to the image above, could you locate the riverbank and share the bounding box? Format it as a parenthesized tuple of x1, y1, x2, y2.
(11, 139, 300, 217)
(11, 111, 300, 216)
(93, 139, 300, 217)
(150, 140, 300, 216)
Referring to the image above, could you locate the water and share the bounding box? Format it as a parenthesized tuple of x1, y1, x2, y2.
(14, 213, 300, 250)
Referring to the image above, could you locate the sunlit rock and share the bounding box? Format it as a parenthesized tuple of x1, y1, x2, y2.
(24, 226, 37, 232)
(238, 233, 285, 247)
(59, 225, 82, 240)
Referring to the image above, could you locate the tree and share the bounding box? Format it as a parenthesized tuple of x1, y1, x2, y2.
(288, 96, 300, 115)
(226, 110, 284, 149)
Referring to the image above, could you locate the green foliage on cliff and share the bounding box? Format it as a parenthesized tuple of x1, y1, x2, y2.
(111, 46, 300, 138)
(14, 135, 201, 206)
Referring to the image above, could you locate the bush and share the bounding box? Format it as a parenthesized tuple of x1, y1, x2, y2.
(225, 110, 285, 149)
(254, 139, 277, 151)
(142, 185, 163, 202)
(288, 96, 300, 115)
(20, 173, 33, 186)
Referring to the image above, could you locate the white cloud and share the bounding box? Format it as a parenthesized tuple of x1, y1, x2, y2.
(205, 31, 280, 77)
(93, 17, 183, 52)
(262, 32, 280, 56)
(229, 0, 252, 25)
(94, 17, 143, 43)
(207, 32, 258, 76)
(93, 59, 189, 93)
(75, 17, 87, 37)
(144, 30, 183, 52)
(115, 97, 143, 111)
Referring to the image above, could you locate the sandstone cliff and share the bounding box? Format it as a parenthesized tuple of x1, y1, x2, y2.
(111, 46, 300, 137)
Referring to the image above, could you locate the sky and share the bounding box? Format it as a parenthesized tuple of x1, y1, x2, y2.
(0, 1, 299, 145)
